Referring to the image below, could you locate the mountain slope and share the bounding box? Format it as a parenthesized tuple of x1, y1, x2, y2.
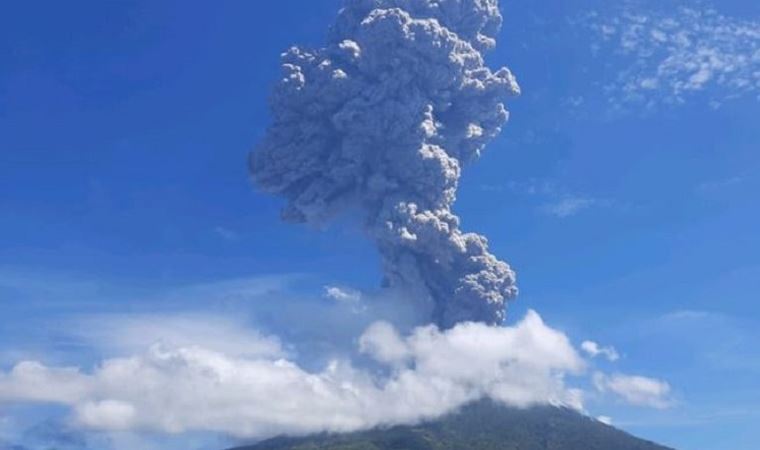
(229, 400, 674, 450)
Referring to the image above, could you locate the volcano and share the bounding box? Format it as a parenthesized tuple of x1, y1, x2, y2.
(228, 399, 674, 450)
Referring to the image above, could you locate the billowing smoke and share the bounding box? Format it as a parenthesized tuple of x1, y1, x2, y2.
(251, 0, 520, 328)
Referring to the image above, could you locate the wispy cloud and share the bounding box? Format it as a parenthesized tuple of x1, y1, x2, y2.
(596, 415, 613, 425)
(593, 372, 674, 409)
(69, 314, 285, 359)
(541, 196, 598, 218)
(659, 309, 715, 322)
(696, 175, 745, 194)
(581, 340, 620, 362)
(323, 285, 362, 304)
(0, 269, 426, 368)
(583, 4, 760, 109)
(485, 179, 609, 219)
(323, 285, 366, 313)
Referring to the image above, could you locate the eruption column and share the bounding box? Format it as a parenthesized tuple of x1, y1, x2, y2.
(251, 0, 520, 328)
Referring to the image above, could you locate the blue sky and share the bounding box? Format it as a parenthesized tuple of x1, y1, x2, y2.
(1, 1, 759, 450)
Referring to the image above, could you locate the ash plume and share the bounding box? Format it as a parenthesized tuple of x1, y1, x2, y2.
(251, 0, 520, 328)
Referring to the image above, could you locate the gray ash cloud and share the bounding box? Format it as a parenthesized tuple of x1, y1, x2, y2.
(251, 0, 519, 328)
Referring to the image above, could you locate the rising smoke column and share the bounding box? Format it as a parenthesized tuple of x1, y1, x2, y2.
(251, 0, 520, 328)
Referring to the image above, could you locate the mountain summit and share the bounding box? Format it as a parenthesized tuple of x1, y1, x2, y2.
(228, 400, 674, 450)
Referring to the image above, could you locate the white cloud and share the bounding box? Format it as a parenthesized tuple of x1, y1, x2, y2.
(585, 5, 760, 108)
(0, 362, 89, 404)
(324, 285, 363, 303)
(0, 311, 585, 440)
(593, 372, 674, 409)
(596, 415, 613, 425)
(493, 180, 610, 219)
(659, 309, 714, 322)
(0, 270, 431, 377)
(0, 271, 678, 443)
(70, 314, 285, 359)
(581, 340, 620, 362)
(358, 321, 410, 365)
(541, 196, 597, 218)
(323, 285, 367, 314)
(76, 400, 137, 431)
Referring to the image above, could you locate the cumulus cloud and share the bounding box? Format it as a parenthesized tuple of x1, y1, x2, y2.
(0, 311, 585, 440)
(251, 0, 520, 328)
(358, 321, 410, 365)
(581, 340, 620, 362)
(593, 372, 674, 409)
(584, 4, 760, 108)
(0, 362, 89, 404)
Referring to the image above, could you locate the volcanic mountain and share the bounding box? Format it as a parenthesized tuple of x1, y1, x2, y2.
(228, 399, 674, 450)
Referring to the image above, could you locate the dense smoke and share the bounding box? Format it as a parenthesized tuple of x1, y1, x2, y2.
(251, 0, 520, 328)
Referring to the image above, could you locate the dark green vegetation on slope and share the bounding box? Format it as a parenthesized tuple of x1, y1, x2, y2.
(229, 400, 674, 450)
